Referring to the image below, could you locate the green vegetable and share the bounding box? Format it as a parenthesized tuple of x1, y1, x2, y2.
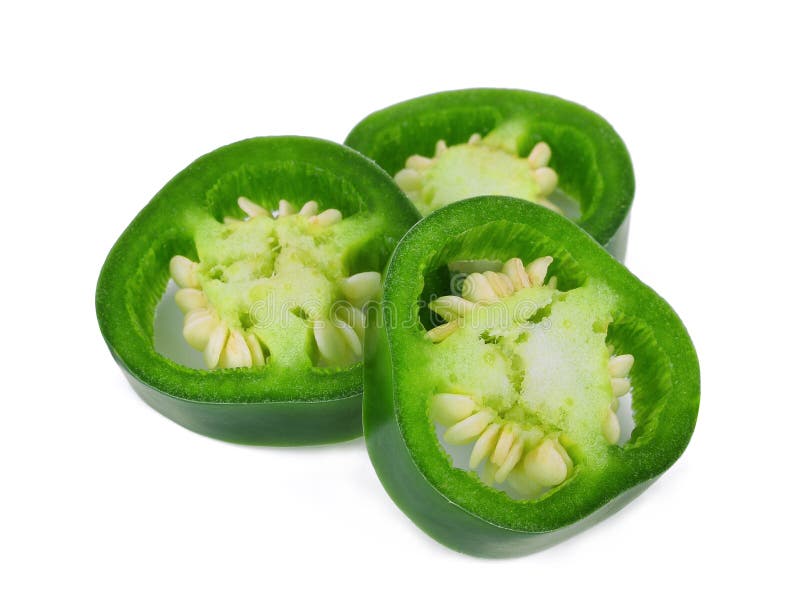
(364, 196, 699, 557)
(96, 136, 418, 445)
(345, 88, 635, 259)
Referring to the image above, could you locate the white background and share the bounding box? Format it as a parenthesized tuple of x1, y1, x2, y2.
(2, 1, 798, 598)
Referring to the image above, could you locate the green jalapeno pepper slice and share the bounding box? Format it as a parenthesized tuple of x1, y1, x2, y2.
(345, 88, 635, 259)
(364, 196, 699, 556)
(96, 136, 418, 445)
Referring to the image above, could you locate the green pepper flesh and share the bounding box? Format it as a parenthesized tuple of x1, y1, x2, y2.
(97, 136, 418, 444)
(364, 196, 699, 556)
(345, 88, 635, 259)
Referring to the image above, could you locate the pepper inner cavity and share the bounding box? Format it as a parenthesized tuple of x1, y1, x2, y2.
(394, 125, 568, 217)
(424, 257, 634, 499)
(169, 197, 381, 370)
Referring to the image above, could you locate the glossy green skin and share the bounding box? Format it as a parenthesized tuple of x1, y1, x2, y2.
(345, 88, 635, 259)
(97, 136, 419, 445)
(364, 197, 699, 557)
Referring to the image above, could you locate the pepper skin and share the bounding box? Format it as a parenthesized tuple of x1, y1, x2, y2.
(364, 196, 699, 557)
(345, 88, 635, 260)
(97, 136, 418, 445)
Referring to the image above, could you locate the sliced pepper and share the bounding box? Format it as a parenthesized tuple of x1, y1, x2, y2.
(364, 196, 699, 557)
(96, 136, 418, 445)
(345, 88, 635, 259)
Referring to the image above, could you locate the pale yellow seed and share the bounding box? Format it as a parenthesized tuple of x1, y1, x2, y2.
(533, 167, 558, 196)
(334, 318, 363, 361)
(609, 354, 635, 378)
(468, 133, 482, 145)
(175, 288, 207, 313)
(525, 256, 553, 287)
(395, 168, 422, 191)
(491, 424, 517, 466)
(204, 323, 229, 369)
(341, 272, 381, 307)
(528, 141, 552, 169)
(310, 208, 342, 226)
(521, 427, 545, 448)
(483, 271, 515, 297)
(495, 437, 526, 484)
(184, 307, 211, 326)
(335, 304, 366, 340)
(245, 333, 266, 366)
(406, 155, 433, 170)
(602, 409, 621, 444)
(313, 320, 348, 366)
(183, 309, 218, 351)
(430, 393, 476, 427)
(278, 199, 295, 217)
(469, 423, 501, 469)
(443, 409, 494, 445)
(237, 196, 269, 218)
(424, 321, 459, 343)
(547, 276, 558, 289)
(461, 272, 498, 303)
(612, 377, 631, 397)
(219, 330, 253, 369)
(169, 255, 199, 289)
(553, 437, 574, 473)
(299, 201, 319, 216)
(507, 466, 543, 497)
(435, 139, 447, 157)
(611, 395, 619, 412)
(524, 439, 568, 487)
(429, 295, 475, 321)
(502, 258, 531, 290)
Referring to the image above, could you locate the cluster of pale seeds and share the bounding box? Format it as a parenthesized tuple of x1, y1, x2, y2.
(395, 136, 562, 213)
(432, 393, 575, 494)
(424, 256, 557, 343)
(169, 196, 380, 369)
(314, 271, 380, 368)
(426, 256, 635, 495)
(603, 351, 635, 444)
